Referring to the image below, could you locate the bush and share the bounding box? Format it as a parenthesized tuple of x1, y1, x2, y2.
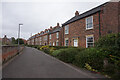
(49, 47, 56, 54)
(40, 46, 56, 54)
(52, 48, 84, 63)
(51, 49, 64, 57)
(95, 33, 120, 51)
(74, 48, 105, 71)
(49, 46, 69, 50)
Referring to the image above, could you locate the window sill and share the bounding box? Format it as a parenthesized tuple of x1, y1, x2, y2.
(86, 28, 93, 31)
(65, 33, 69, 35)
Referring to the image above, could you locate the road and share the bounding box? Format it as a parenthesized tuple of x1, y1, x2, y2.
(3, 47, 105, 78)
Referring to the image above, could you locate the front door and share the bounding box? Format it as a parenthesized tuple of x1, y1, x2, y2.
(74, 39, 78, 47)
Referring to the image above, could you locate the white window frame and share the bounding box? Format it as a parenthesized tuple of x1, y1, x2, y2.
(56, 40, 59, 46)
(65, 25, 69, 34)
(40, 42, 41, 45)
(40, 37, 42, 41)
(73, 39, 78, 47)
(53, 42, 55, 46)
(86, 16, 93, 30)
(86, 35, 94, 48)
(56, 32, 59, 38)
(49, 42, 51, 46)
(65, 38, 69, 46)
(49, 34, 51, 39)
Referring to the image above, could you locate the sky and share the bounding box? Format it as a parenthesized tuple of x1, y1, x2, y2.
(1, 0, 110, 40)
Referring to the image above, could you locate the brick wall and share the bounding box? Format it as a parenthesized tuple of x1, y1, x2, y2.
(100, 2, 119, 35)
(2, 45, 24, 63)
(63, 13, 100, 47)
(49, 32, 61, 46)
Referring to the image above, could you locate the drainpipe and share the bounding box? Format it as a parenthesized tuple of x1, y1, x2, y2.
(99, 11, 101, 37)
(63, 26, 64, 46)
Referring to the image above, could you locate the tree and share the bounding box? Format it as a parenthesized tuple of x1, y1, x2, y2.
(11, 37, 16, 44)
(15, 38, 24, 45)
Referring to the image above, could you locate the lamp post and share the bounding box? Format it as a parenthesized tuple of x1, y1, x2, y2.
(18, 24, 23, 45)
(18, 24, 23, 53)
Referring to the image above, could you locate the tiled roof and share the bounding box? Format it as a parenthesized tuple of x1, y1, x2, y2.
(62, 2, 107, 26)
(49, 27, 61, 34)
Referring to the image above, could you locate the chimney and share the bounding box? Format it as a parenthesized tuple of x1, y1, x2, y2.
(75, 11, 79, 16)
(50, 26, 52, 29)
(57, 23, 59, 27)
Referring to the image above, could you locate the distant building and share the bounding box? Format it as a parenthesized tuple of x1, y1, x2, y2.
(2, 35, 11, 45)
(48, 23, 62, 46)
(21, 38, 27, 44)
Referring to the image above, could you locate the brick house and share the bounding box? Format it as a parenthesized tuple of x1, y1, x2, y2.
(62, 2, 120, 48)
(31, 35, 35, 45)
(2, 35, 11, 45)
(48, 23, 62, 46)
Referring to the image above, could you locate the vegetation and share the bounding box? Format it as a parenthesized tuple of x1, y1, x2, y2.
(28, 33, 120, 79)
(15, 38, 24, 45)
(52, 48, 84, 63)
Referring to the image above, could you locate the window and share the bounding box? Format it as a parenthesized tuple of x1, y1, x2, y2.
(53, 42, 55, 46)
(73, 39, 78, 47)
(65, 38, 69, 46)
(65, 25, 69, 34)
(56, 40, 59, 46)
(44, 35, 47, 41)
(40, 37, 42, 41)
(86, 16, 93, 29)
(49, 34, 51, 39)
(86, 35, 94, 48)
(49, 42, 51, 46)
(56, 32, 59, 38)
(40, 42, 41, 45)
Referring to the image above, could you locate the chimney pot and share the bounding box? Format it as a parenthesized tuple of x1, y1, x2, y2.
(75, 11, 79, 16)
(50, 26, 52, 29)
(57, 23, 59, 26)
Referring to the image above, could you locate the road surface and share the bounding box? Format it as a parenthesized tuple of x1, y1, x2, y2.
(3, 47, 105, 78)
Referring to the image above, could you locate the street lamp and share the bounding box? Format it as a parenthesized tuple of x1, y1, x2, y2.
(18, 23, 23, 54)
(18, 23, 23, 45)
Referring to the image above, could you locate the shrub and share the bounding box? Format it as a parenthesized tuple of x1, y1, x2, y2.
(49, 47, 56, 54)
(74, 48, 105, 71)
(53, 48, 84, 63)
(49, 46, 69, 50)
(51, 49, 64, 57)
(95, 33, 120, 52)
(40, 46, 56, 54)
(40, 46, 50, 54)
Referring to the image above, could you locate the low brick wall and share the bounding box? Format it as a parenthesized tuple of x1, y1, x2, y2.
(2, 45, 24, 63)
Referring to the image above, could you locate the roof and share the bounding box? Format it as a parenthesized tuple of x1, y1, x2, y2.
(62, 2, 107, 26)
(49, 27, 61, 34)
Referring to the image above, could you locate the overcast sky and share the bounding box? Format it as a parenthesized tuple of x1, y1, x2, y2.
(2, 0, 110, 40)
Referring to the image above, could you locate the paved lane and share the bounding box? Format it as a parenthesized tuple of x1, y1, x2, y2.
(3, 47, 105, 78)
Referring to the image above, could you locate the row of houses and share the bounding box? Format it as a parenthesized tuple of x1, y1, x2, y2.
(27, 1, 120, 48)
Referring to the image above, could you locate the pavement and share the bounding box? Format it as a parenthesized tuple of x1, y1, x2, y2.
(2, 47, 106, 78)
